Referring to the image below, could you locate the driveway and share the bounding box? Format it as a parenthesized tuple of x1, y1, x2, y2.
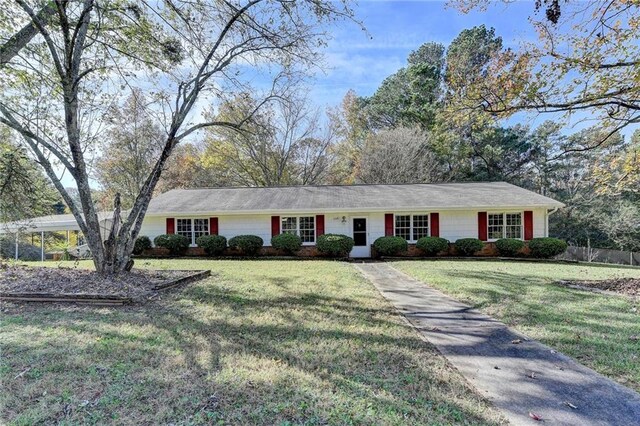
(354, 262, 640, 426)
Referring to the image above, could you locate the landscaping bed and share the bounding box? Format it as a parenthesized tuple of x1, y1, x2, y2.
(560, 277, 640, 297)
(0, 264, 210, 304)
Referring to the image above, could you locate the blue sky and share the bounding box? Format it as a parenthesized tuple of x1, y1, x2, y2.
(309, 0, 539, 109)
(303, 0, 638, 138)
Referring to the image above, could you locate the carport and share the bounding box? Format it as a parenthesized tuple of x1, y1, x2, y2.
(0, 213, 112, 261)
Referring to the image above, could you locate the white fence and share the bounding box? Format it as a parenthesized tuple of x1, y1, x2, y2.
(557, 246, 640, 266)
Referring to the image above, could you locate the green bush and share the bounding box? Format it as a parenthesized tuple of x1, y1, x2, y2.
(495, 238, 525, 257)
(528, 237, 568, 258)
(316, 234, 354, 257)
(271, 233, 302, 254)
(373, 236, 408, 256)
(133, 236, 152, 255)
(153, 234, 190, 255)
(196, 234, 227, 256)
(228, 235, 263, 256)
(416, 237, 449, 256)
(454, 238, 484, 256)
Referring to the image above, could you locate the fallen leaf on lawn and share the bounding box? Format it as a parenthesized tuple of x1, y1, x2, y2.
(564, 402, 577, 409)
(511, 339, 522, 344)
(529, 412, 543, 421)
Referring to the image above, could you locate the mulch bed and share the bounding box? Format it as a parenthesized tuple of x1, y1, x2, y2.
(559, 278, 640, 297)
(0, 264, 210, 304)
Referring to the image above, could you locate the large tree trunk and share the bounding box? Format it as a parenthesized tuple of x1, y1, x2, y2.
(91, 138, 178, 275)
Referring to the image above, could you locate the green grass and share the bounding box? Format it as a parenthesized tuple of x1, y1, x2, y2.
(393, 260, 640, 392)
(1, 260, 504, 425)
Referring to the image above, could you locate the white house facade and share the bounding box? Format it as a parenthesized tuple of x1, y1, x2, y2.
(1, 182, 564, 259)
(139, 182, 564, 258)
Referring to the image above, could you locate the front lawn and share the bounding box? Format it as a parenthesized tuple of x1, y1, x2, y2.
(393, 260, 640, 392)
(1, 260, 504, 425)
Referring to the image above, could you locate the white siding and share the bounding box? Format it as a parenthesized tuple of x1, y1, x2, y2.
(533, 208, 547, 238)
(220, 215, 272, 244)
(439, 210, 478, 242)
(139, 216, 166, 242)
(138, 208, 551, 249)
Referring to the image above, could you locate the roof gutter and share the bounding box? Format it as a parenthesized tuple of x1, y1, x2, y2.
(545, 207, 560, 237)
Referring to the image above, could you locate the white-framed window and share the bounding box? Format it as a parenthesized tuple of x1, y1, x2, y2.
(505, 213, 522, 239)
(412, 215, 429, 240)
(488, 212, 522, 240)
(395, 215, 411, 240)
(176, 218, 192, 240)
(176, 218, 209, 245)
(193, 218, 209, 241)
(395, 214, 430, 242)
(281, 216, 316, 243)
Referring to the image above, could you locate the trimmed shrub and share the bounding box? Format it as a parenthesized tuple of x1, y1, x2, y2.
(316, 233, 354, 257)
(454, 238, 484, 256)
(196, 234, 227, 256)
(271, 233, 302, 254)
(416, 237, 449, 256)
(133, 236, 152, 255)
(228, 235, 263, 256)
(153, 234, 190, 255)
(373, 236, 408, 256)
(528, 237, 568, 258)
(495, 238, 525, 257)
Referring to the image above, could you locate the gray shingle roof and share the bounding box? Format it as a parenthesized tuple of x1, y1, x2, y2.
(146, 182, 563, 215)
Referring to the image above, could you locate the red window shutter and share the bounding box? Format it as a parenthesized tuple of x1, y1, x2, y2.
(524, 211, 533, 240)
(209, 217, 219, 235)
(384, 214, 394, 236)
(478, 212, 488, 241)
(166, 218, 175, 234)
(271, 216, 280, 237)
(316, 215, 325, 237)
(430, 213, 440, 237)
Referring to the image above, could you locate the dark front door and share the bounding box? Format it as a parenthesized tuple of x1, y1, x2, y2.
(353, 218, 367, 246)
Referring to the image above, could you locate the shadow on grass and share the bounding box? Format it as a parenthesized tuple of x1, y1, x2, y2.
(402, 266, 640, 390)
(0, 273, 505, 425)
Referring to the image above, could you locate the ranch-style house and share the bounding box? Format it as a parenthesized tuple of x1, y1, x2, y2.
(2, 182, 564, 259)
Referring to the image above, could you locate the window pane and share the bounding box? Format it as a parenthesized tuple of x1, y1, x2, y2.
(488, 213, 504, 240)
(193, 218, 209, 241)
(505, 213, 522, 239)
(412, 215, 429, 240)
(395, 215, 411, 240)
(281, 217, 297, 235)
(299, 216, 315, 243)
(176, 219, 192, 242)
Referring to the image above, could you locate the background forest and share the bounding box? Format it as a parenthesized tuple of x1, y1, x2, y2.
(1, 23, 638, 252)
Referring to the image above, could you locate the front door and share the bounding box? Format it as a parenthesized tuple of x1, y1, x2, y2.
(351, 217, 370, 258)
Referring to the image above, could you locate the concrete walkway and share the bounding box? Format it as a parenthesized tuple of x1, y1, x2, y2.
(354, 263, 640, 426)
